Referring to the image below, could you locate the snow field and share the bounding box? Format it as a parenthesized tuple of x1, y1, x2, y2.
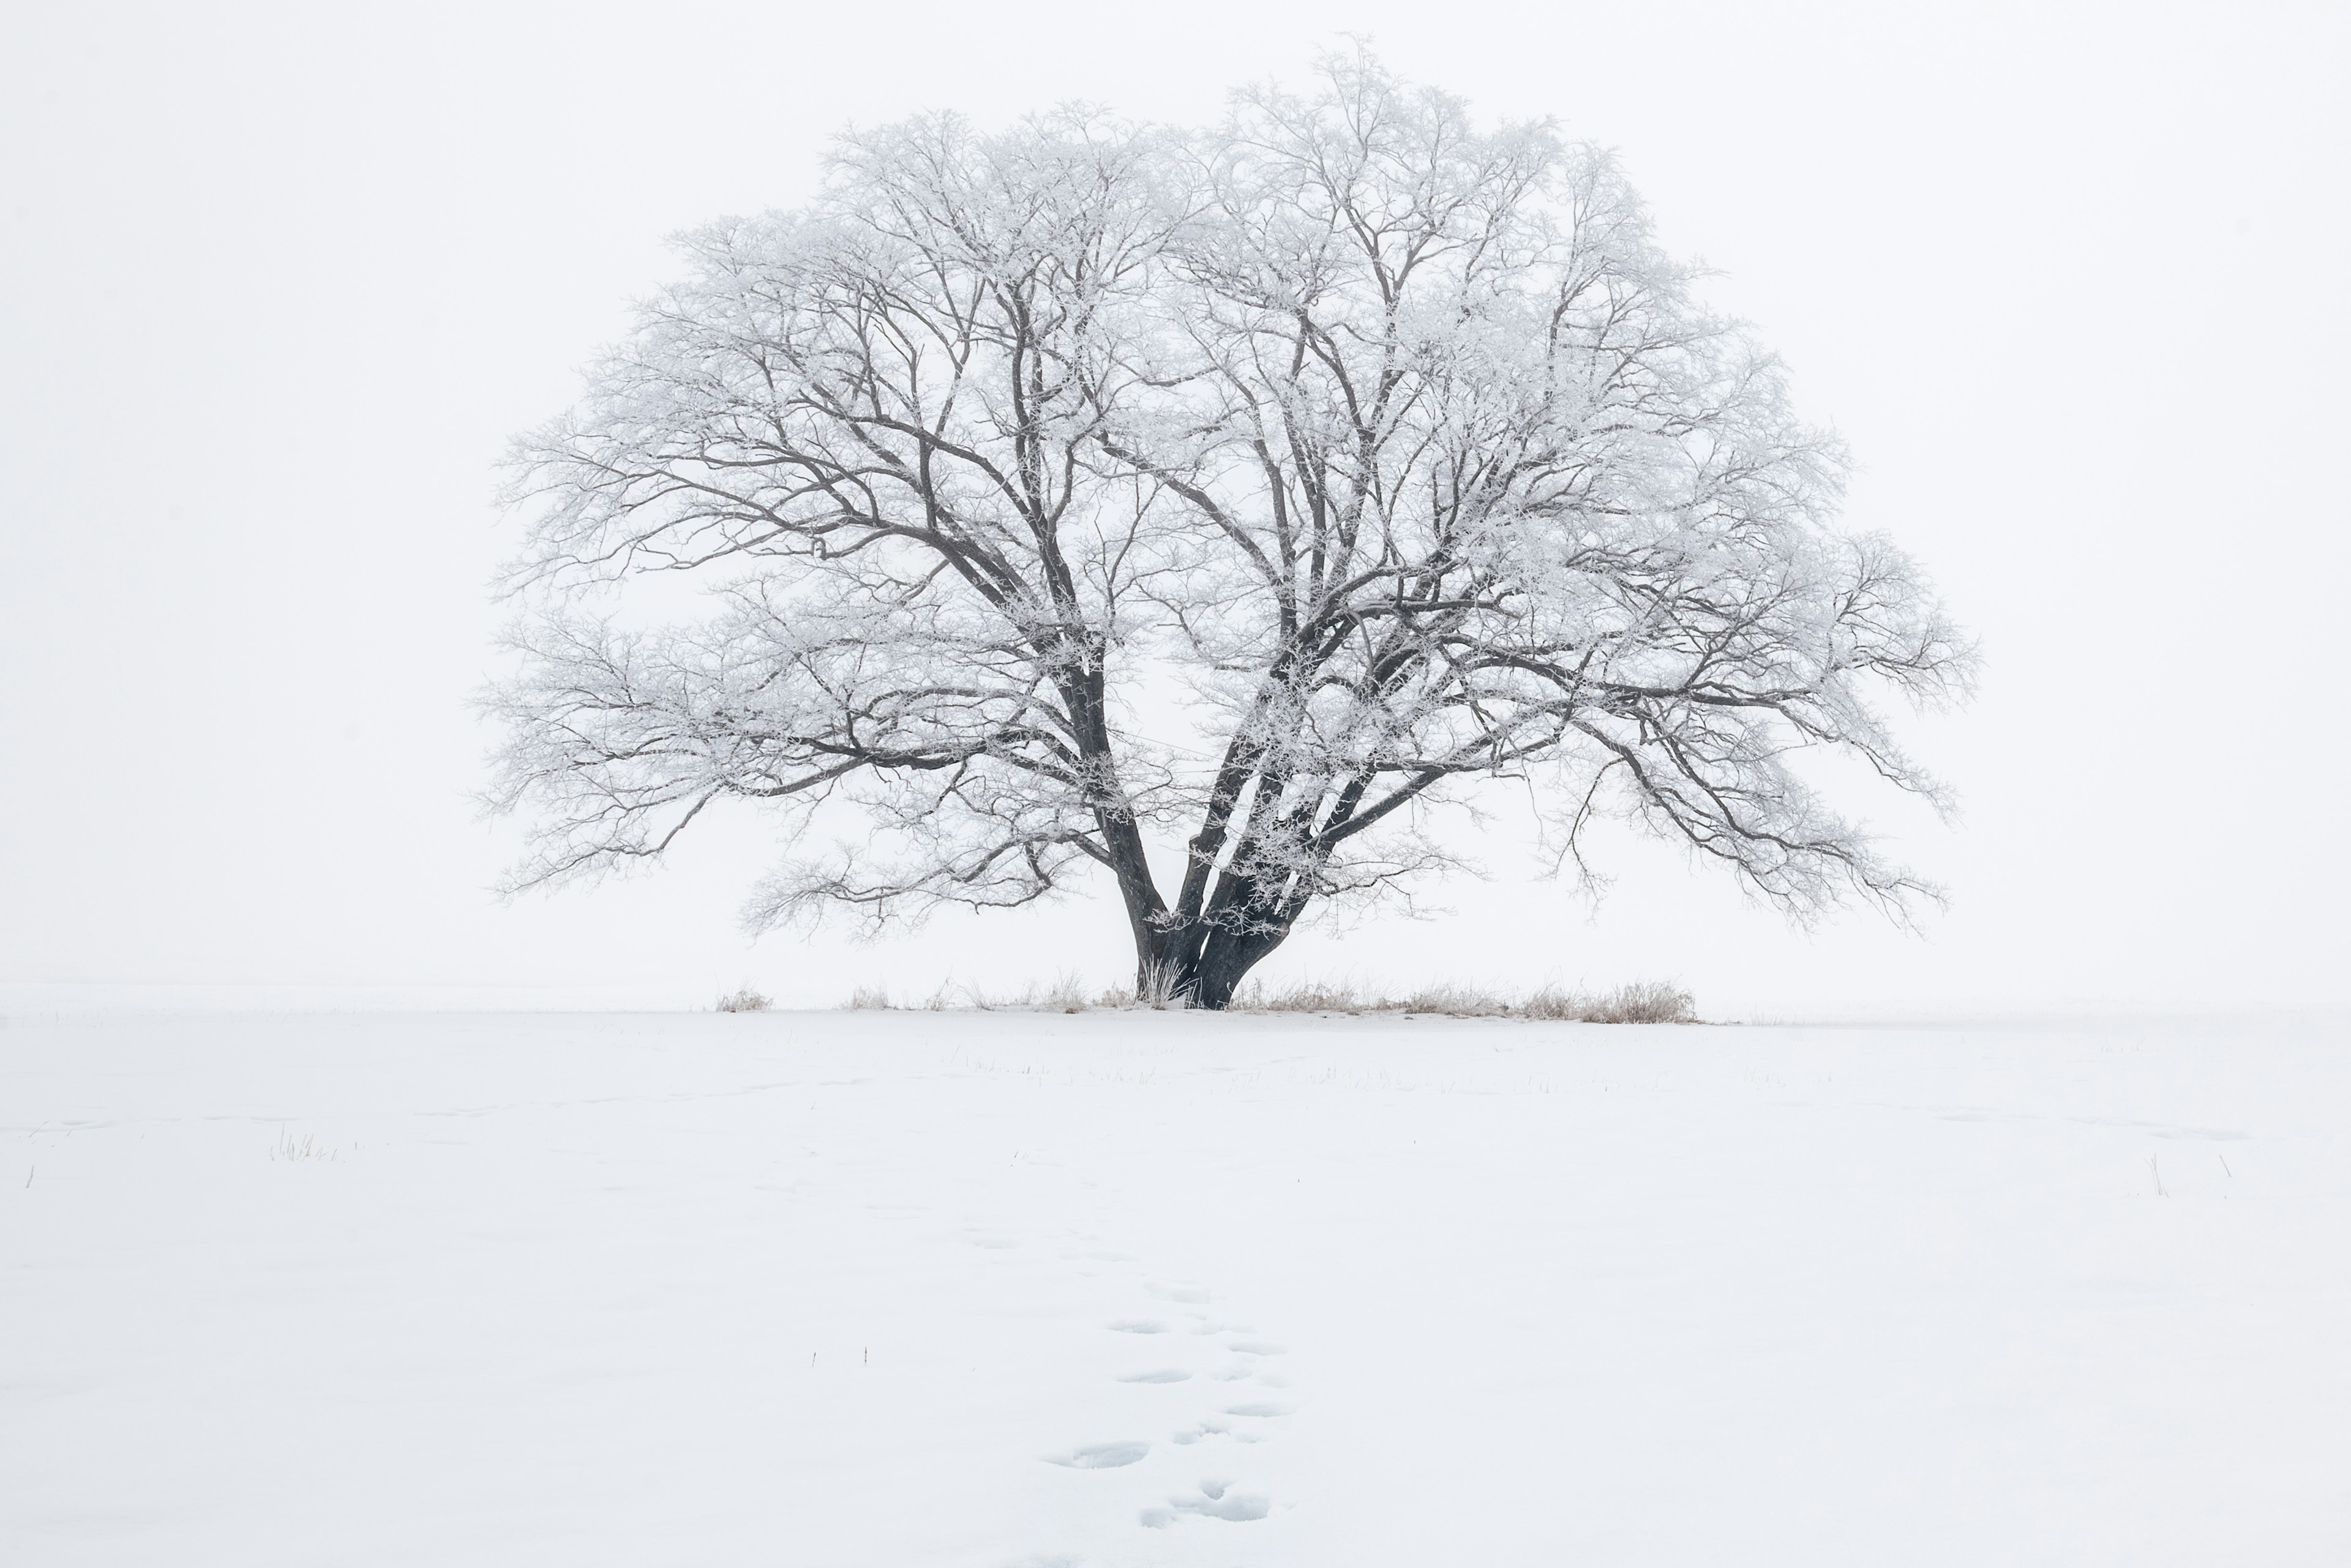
(3, 1009, 2347, 1564)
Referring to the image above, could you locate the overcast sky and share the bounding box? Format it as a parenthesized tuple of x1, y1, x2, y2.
(4, 1, 2345, 1015)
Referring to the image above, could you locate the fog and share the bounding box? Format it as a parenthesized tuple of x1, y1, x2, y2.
(5, 1, 2345, 1015)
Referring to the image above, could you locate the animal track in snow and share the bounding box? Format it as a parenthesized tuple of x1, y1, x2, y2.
(1106, 1318, 1168, 1334)
(1117, 1368, 1190, 1383)
(1226, 1338, 1284, 1356)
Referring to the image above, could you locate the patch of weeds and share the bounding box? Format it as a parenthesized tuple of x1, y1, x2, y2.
(1233, 978, 1698, 1022)
(271, 1131, 337, 1161)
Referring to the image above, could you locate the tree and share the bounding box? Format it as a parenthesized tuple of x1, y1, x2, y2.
(487, 54, 1974, 1008)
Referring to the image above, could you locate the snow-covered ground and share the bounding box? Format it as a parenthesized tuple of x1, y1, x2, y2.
(4, 1008, 2345, 1564)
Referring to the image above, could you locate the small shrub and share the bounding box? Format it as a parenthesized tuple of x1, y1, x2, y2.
(716, 986, 773, 1013)
(846, 985, 890, 1011)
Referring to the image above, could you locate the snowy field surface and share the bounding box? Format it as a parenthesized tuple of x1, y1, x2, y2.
(4, 1008, 2347, 1566)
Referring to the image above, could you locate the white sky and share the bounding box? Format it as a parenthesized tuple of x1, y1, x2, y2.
(3, 1, 2345, 1015)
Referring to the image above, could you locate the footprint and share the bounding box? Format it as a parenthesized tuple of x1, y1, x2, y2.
(1169, 1419, 1231, 1446)
(1047, 1441, 1150, 1469)
(1147, 1479, 1272, 1523)
(1083, 1276, 1293, 1531)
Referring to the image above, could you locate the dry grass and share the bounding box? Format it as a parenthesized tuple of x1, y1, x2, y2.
(1231, 978, 1363, 1013)
(1547, 979, 1698, 1024)
(835, 972, 1693, 1021)
(1094, 961, 1185, 1011)
(1232, 977, 1697, 1023)
(1040, 972, 1092, 1013)
(853, 970, 1180, 1014)
(270, 1130, 337, 1161)
(716, 986, 773, 1013)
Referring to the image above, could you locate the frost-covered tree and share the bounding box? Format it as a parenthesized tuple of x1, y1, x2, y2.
(488, 55, 1973, 1007)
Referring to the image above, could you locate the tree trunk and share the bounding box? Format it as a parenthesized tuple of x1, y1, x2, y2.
(1115, 905, 1286, 1010)
(1106, 771, 1307, 1007)
(1183, 920, 1294, 1010)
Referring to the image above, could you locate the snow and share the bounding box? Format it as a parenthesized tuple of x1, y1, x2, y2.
(4, 1008, 2346, 1564)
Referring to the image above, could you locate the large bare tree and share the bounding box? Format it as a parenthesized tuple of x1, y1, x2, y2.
(488, 56, 1973, 1007)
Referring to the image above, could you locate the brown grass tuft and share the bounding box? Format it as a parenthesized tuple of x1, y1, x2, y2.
(1550, 979, 1697, 1024)
(717, 987, 773, 1013)
(1040, 972, 1092, 1013)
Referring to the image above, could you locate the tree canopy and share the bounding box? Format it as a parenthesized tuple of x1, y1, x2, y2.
(488, 54, 1973, 1006)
